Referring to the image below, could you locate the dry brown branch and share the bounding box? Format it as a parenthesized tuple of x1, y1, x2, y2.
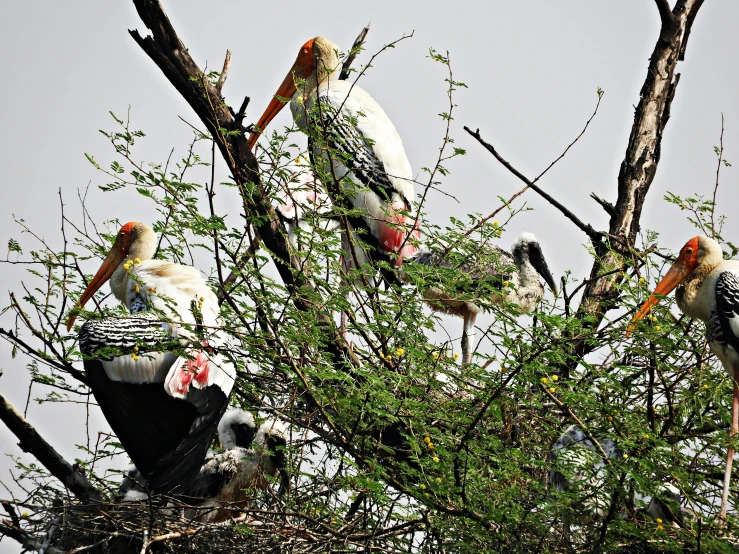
(339, 24, 371, 81)
(128, 0, 356, 369)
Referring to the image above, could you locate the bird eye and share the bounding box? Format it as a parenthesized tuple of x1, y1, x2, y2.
(685, 248, 693, 255)
(119, 232, 125, 237)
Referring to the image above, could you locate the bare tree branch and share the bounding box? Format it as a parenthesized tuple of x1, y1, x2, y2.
(128, 0, 356, 370)
(217, 49, 231, 92)
(576, 0, 705, 334)
(339, 24, 371, 81)
(463, 126, 601, 241)
(0, 393, 102, 504)
(654, 0, 676, 37)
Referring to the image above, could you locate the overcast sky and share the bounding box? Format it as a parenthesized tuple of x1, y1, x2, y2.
(0, 2, 736, 551)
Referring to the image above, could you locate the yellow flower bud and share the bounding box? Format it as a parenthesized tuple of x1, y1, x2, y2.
(435, 477, 442, 483)
(134, 257, 141, 264)
(656, 525, 664, 531)
(493, 220, 499, 227)
(622, 454, 628, 459)
(541, 377, 548, 384)
(432, 352, 440, 360)
(654, 325, 661, 331)
(551, 375, 558, 382)
(395, 348, 405, 356)
(134, 284, 139, 293)
(607, 416, 613, 422)
(428, 443, 434, 450)
(643, 434, 649, 439)
(433, 457, 440, 463)
(655, 518, 663, 524)
(453, 353, 459, 361)
(419, 484, 426, 490)
(549, 387, 556, 393)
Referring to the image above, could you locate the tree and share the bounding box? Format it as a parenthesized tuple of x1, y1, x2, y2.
(3, 0, 736, 552)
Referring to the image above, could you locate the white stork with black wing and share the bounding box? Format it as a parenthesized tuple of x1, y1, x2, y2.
(629, 235, 738, 520)
(248, 37, 420, 282)
(407, 233, 557, 363)
(67, 222, 235, 495)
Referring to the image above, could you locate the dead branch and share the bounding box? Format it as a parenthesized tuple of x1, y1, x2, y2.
(464, 126, 601, 241)
(128, 0, 355, 371)
(339, 24, 371, 81)
(576, 0, 705, 334)
(216, 49, 231, 92)
(0, 393, 102, 504)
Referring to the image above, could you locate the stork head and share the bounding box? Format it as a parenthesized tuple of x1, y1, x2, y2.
(218, 409, 256, 450)
(247, 36, 341, 150)
(65, 222, 156, 331)
(513, 233, 558, 295)
(627, 235, 723, 336)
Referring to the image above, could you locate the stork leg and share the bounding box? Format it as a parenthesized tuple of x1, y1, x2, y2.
(719, 371, 739, 522)
(461, 312, 477, 364)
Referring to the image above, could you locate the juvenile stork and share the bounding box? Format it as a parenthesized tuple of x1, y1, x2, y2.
(186, 411, 288, 523)
(408, 233, 557, 363)
(119, 409, 288, 521)
(248, 36, 420, 283)
(67, 222, 235, 495)
(629, 235, 738, 520)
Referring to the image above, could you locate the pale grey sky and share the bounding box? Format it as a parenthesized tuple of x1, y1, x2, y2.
(0, 2, 736, 551)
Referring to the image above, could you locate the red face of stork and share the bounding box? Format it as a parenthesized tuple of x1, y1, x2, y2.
(247, 38, 317, 151)
(66, 222, 139, 331)
(626, 236, 702, 336)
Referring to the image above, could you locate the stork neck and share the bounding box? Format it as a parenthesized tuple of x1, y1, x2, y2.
(109, 262, 130, 303)
(675, 258, 722, 319)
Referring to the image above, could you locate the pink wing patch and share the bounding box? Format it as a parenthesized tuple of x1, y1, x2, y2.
(164, 347, 212, 399)
(377, 202, 421, 267)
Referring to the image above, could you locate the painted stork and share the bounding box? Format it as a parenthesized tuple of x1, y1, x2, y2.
(248, 36, 420, 283)
(629, 235, 738, 520)
(66, 222, 235, 495)
(185, 411, 288, 523)
(407, 232, 557, 363)
(549, 426, 688, 527)
(272, 159, 339, 249)
(119, 409, 288, 518)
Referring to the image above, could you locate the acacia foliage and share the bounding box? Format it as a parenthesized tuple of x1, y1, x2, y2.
(0, 36, 737, 554)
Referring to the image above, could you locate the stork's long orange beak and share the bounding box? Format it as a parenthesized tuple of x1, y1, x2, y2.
(626, 237, 700, 337)
(247, 38, 316, 151)
(247, 72, 299, 151)
(65, 225, 133, 331)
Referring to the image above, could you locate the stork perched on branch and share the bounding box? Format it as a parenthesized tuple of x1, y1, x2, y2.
(406, 233, 557, 363)
(248, 36, 420, 284)
(67, 222, 235, 495)
(629, 235, 739, 520)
